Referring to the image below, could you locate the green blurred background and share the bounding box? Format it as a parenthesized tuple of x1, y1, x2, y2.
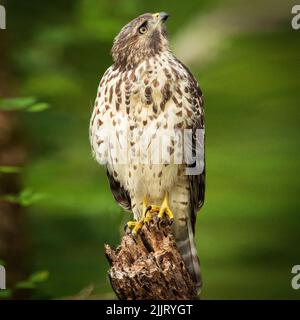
(0, 0, 300, 299)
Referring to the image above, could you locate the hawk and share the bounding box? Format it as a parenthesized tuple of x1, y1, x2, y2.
(90, 12, 205, 290)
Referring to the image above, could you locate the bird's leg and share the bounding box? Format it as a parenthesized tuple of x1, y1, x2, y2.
(157, 192, 174, 225)
(126, 198, 160, 235)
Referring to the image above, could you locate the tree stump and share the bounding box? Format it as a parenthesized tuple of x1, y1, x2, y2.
(104, 220, 198, 300)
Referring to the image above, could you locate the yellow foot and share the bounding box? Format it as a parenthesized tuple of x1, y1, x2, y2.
(125, 198, 160, 236)
(157, 192, 174, 225)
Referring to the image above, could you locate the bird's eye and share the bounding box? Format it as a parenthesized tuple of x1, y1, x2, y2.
(139, 26, 147, 34)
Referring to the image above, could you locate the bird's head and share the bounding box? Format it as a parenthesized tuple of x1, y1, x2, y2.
(111, 12, 170, 68)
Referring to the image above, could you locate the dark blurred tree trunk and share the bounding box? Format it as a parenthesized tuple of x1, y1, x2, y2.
(0, 31, 28, 292)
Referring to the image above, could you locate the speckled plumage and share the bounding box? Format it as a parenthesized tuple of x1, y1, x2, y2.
(89, 13, 205, 289)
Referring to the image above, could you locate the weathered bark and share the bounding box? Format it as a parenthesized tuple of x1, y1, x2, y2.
(105, 220, 198, 300)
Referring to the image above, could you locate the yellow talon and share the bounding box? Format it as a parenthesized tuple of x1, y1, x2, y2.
(132, 220, 143, 236)
(157, 192, 174, 224)
(126, 198, 160, 235)
(125, 194, 174, 234)
(126, 221, 137, 229)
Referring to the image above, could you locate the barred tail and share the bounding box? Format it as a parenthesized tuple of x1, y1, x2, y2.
(175, 217, 202, 291)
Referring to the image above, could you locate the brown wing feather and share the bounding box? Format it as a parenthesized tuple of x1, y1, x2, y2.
(189, 100, 205, 234)
(106, 170, 131, 211)
(178, 60, 205, 233)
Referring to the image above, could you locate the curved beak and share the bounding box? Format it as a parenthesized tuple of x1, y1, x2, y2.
(159, 12, 170, 22)
(153, 12, 170, 24)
